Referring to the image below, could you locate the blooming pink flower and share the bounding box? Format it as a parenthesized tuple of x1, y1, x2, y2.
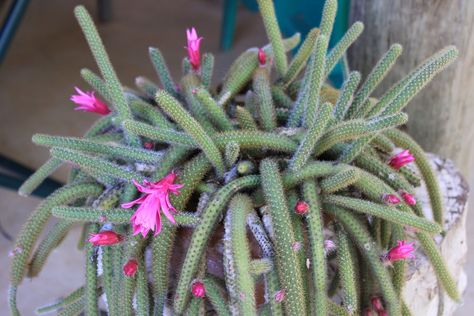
(191, 281, 206, 297)
(294, 200, 309, 215)
(324, 240, 337, 256)
(274, 289, 285, 302)
(371, 296, 384, 312)
(258, 48, 267, 66)
(121, 172, 184, 237)
(382, 193, 401, 205)
(377, 311, 388, 316)
(186, 27, 203, 70)
(70, 87, 111, 115)
(383, 240, 415, 263)
(123, 259, 138, 277)
(400, 190, 417, 205)
(88, 230, 123, 246)
(388, 149, 415, 170)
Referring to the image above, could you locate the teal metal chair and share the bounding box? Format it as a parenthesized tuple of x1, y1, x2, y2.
(220, 0, 350, 87)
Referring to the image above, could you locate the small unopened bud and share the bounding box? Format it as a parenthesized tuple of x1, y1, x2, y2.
(371, 296, 384, 312)
(258, 48, 267, 66)
(382, 193, 401, 205)
(143, 142, 154, 150)
(324, 240, 336, 256)
(9, 246, 23, 258)
(292, 241, 302, 252)
(294, 201, 309, 215)
(399, 190, 416, 205)
(274, 289, 285, 302)
(123, 259, 138, 277)
(191, 280, 206, 298)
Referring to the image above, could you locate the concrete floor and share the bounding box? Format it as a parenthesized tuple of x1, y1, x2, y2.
(0, 0, 472, 315)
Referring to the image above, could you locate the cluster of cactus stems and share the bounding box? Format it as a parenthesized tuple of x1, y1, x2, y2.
(8, 0, 461, 315)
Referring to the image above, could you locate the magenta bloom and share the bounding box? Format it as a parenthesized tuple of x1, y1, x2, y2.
(258, 48, 267, 66)
(384, 240, 415, 263)
(388, 149, 415, 170)
(382, 193, 401, 205)
(186, 27, 203, 70)
(70, 87, 111, 115)
(400, 191, 417, 205)
(121, 172, 184, 237)
(191, 281, 206, 298)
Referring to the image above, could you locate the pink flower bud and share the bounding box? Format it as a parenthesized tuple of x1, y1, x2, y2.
(258, 48, 267, 66)
(274, 289, 285, 302)
(88, 230, 123, 246)
(143, 142, 154, 150)
(324, 240, 336, 256)
(382, 193, 401, 205)
(399, 191, 416, 205)
(388, 149, 415, 170)
(292, 241, 302, 252)
(294, 201, 309, 215)
(191, 280, 206, 297)
(371, 296, 384, 312)
(123, 259, 138, 277)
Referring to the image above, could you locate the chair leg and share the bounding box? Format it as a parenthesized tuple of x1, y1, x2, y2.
(0, 0, 30, 64)
(97, 0, 113, 23)
(220, 0, 239, 51)
(0, 154, 62, 198)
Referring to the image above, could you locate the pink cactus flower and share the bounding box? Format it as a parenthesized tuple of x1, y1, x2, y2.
(70, 87, 111, 115)
(371, 296, 384, 312)
(383, 240, 415, 263)
(382, 193, 401, 205)
(274, 289, 286, 302)
(123, 259, 138, 277)
(388, 149, 415, 170)
(294, 200, 309, 215)
(191, 281, 206, 297)
(258, 48, 267, 66)
(324, 240, 337, 256)
(121, 172, 183, 237)
(186, 27, 203, 70)
(399, 190, 417, 205)
(88, 230, 123, 246)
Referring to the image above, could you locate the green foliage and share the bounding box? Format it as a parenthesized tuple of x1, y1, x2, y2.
(10, 2, 460, 315)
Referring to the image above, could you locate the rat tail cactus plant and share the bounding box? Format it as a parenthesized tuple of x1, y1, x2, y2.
(9, 0, 460, 315)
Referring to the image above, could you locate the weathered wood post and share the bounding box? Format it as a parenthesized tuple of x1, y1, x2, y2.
(349, 1, 474, 180)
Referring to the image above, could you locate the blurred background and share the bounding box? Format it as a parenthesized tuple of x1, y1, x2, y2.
(0, 0, 472, 315)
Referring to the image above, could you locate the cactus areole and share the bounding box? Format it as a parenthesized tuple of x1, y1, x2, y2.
(9, 0, 461, 315)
